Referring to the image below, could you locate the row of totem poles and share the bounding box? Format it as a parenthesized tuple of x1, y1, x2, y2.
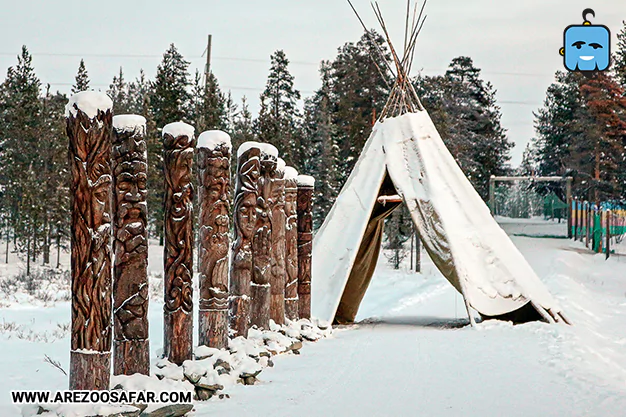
(66, 91, 314, 391)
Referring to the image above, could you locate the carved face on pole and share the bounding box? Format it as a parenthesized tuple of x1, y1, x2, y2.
(115, 161, 148, 225)
(205, 154, 230, 239)
(234, 151, 261, 242)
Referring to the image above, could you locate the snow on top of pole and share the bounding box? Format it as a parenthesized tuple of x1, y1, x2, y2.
(284, 166, 299, 180)
(65, 91, 113, 119)
(113, 115, 147, 134)
(276, 158, 286, 174)
(197, 130, 232, 151)
(257, 143, 279, 158)
(162, 121, 195, 139)
(296, 175, 315, 187)
(237, 141, 261, 158)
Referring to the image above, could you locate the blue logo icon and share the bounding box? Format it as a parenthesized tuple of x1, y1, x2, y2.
(560, 9, 611, 73)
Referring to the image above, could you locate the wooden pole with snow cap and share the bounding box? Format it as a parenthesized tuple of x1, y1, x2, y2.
(250, 143, 278, 330)
(162, 122, 196, 365)
(229, 142, 261, 338)
(296, 175, 315, 320)
(283, 166, 300, 321)
(269, 158, 287, 325)
(111, 115, 150, 376)
(197, 130, 231, 349)
(66, 91, 114, 390)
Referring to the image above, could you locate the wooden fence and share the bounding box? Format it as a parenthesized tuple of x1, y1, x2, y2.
(570, 199, 626, 259)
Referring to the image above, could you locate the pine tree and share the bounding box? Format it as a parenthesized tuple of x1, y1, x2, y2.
(255, 50, 302, 167)
(127, 69, 152, 115)
(384, 206, 412, 269)
(231, 96, 255, 153)
(71, 59, 90, 93)
(190, 69, 226, 133)
(149, 44, 192, 244)
(108, 67, 131, 114)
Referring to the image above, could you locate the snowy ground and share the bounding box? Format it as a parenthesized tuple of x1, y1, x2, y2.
(1, 219, 625, 416)
(495, 215, 568, 237)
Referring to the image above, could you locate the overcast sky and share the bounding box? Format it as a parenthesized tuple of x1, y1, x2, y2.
(0, 0, 625, 166)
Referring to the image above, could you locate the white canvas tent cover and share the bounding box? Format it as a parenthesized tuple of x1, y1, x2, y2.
(311, 110, 568, 325)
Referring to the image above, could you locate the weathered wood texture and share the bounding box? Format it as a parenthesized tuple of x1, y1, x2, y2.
(250, 148, 277, 330)
(229, 145, 261, 338)
(163, 125, 196, 366)
(112, 117, 150, 376)
(296, 178, 314, 320)
(284, 175, 299, 321)
(269, 167, 286, 325)
(197, 143, 231, 349)
(66, 95, 113, 390)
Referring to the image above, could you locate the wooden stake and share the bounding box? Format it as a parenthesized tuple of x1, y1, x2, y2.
(284, 171, 299, 321)
(296, 176, 314, 320)
(229, 144, 261, 338)
(269, 163, 287, 325)
(250, 146, 277, 330)
(197, 135, 231, 349)
(66, 92, 113, 390)
(162, 123, 196, 366)
(112, 115, 150, 376)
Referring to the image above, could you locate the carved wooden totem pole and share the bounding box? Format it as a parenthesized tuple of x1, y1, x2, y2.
(251, 144, 278, 330)
(230, 143, 261, 338)
(66, 91, 114, 390)
(197, 131, 231, 349)
(269, 159, 287, 325)
(229, 142, 261, 337)
(112, 115, 150, 376)
(163, 122, 196, 365)
(296, 175, 315, 320)
(283, 167, 300, 321)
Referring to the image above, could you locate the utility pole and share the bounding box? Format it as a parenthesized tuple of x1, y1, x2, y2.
(205, 34, 212, 90)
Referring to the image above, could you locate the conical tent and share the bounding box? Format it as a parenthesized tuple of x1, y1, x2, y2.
(311, 1, 569, 326)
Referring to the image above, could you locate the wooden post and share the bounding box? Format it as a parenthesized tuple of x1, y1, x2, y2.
(606, 209, 611, 260)
(251, 144, 277, 330)
(269, 159, 287, 325)
(197, 131, 231, 349)
(112, 115, 150, 376)
(489, 176, 496, 215)
(284, 167, 299, 321)
(162, 122, 195, 366)
(66, 92, 114, 390)
(573, 198, 578, 241)
(410, 231, 414, 271)
(415, 232, 421, 273)
(566, 178, 573, 238)
(229, 143, 261, 338)
(586, 202, 591, 247)
(296, 175, 314, 320)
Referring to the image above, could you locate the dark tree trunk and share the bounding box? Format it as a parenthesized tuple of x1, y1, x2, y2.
(162, 123, 196, 366)
(284, 174, 299, 321)
(296, 176, 314, 320)
(112, 116, 150, 376)
(43, 214, 50, 265)
(269, 166, 286, 325)
(197, 138, 231, 349)
(66, 93, 113, 390)
(250, 148, 277, 330)
(229, 144, 261, 338)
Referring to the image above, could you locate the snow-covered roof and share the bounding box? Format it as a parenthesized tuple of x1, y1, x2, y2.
(162, 122, 195, 139)
(296, 175, 315, 187)
(197, 130, 232, 152)
(284, 167, 299, 180)
(65, 91, 113, 119)
(113, 115, 146, 133)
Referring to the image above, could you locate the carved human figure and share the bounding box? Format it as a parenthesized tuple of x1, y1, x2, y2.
(197, 131, 231, 349)
(66, 91, 113, 390)
(229, 143, 261, 338)
(112, 115, 150, 376)
(162, 122, 195, 366)
(269, 159, 287, 325)
(296, 175, 315, 320)
(283, 167, 299, 321)
(251, 145, 278, 330)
